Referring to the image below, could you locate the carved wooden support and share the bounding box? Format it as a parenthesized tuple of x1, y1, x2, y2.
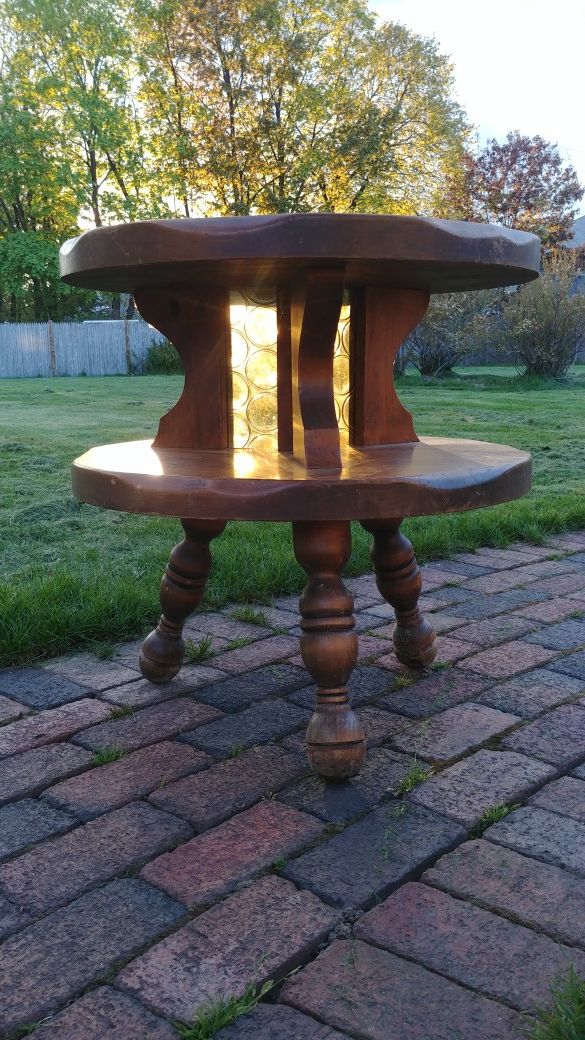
(293, 519, 365, 779)
(134, 285, 232, 450)
(350, 287, 429, 446)
(139, 519, 226, 683)
(361, 519, 437, 669)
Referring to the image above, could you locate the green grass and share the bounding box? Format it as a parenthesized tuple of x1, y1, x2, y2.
(89, 746, 125, 766)
(87, 639, 116, 660)
(468, 802, 521, 839)
(109, 704, 134, 719)
(393, 758, 433, 796)
(230, 606, 271, 627)
(393, 674, 415, 689)
(225, 637, 254, 650)
(176, 981, 273, 1040)
(1, 369, 584, 666)
(527, 967, 585, 1039)
(184, 635, 214, 664)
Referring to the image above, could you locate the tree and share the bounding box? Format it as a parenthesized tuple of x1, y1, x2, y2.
(0, 0, 166, 228)
(497, 251, 585, 378)
(0, 62, 92, 318)
(133, 0, 469, 216)
(0, 233, 96, 320)
(448, 132, 583, 248)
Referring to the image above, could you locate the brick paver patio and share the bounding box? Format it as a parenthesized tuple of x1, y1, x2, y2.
(1, 531, 585, 1038)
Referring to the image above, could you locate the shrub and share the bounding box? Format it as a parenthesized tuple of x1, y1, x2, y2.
(499, 251, 585, 378)
(143, 338, 183, 374)
(406, 290, 492, 377)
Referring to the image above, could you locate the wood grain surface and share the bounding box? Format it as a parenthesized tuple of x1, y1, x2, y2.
(60, 214, 540, 294)
(71, 437, 531, 521)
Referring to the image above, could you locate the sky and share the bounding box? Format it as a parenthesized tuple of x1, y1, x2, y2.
(370, 0, 585, 216)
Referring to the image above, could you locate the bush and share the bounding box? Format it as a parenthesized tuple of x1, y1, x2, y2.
(143, 339, 183, 374)
(406, 290, 493, 377)
(499, 251, 585, 378)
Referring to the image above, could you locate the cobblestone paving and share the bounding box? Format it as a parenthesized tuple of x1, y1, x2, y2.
(1, 531, 585, 1038)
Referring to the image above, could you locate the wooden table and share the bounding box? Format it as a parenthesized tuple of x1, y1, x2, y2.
(60, 214, 540, 780)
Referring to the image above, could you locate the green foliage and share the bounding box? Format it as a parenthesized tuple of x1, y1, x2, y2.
(88, 639, 116, 659)
(142, 339, 183, 375)
(1, 0, 163, 226)
(393, 674, 415, 689)
(90, 746, 124, 766)
(184, 635, 214, 664)
(468, 803, 520, 839)
(225, 637, 254, 650)
(393, 759, 432, 796)
(10, 1025, 40, 1039)
(109, 704, 134, 719)
(497, 253, 585, 378)
(0, 65, 96, 319)
(527, 967, 585, 1040)
(1, 0, 469, 247)
(132, 0, 468, 217)
(177, 982, 273, 1040)
(230, 606, 271, 627)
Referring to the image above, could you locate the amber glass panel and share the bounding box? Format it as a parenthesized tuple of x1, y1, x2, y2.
(230, 293, 350, 452)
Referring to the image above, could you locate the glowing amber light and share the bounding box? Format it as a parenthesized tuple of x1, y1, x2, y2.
(230, 292, 278, 452)
(229, 293, 351, 453)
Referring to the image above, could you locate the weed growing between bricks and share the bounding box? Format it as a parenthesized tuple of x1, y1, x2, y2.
(229, 607, 271, 628)
(468, 803, 521, 839)
(185, 636, 215, 664)
(393, 759, 433, 796)
(176, 980, 273, 1039)
(109, 704, 134, 719)
(89, 747, 125, 767)
(527, 967, 585, 1040)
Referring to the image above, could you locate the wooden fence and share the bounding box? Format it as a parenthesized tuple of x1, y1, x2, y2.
(0, 320, 165, 378)
(1, 318, 582, 379)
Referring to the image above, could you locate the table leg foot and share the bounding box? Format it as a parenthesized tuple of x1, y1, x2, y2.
(362, 519, 437, 670)
(139, 519, 226, 683)
(293, 520, 366, 781)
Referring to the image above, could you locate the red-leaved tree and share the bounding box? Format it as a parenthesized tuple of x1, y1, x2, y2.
(448, 132, 583, 248)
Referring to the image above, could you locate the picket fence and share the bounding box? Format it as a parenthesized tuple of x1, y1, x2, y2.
(0, 320, 165, 378)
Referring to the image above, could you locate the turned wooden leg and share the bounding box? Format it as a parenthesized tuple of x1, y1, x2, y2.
(140, 519, 226, 683)
(361, 519, 437, 669)
(293, 520, 366, 781)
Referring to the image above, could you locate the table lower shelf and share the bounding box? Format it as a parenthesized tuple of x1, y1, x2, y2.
(72, 437, 531, 521)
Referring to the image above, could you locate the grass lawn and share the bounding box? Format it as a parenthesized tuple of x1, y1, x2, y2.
(1, 368, 584, 667)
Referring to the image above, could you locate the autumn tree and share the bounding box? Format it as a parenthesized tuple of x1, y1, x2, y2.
(448, 132, 583, 247)
(133, 0, 468, 216)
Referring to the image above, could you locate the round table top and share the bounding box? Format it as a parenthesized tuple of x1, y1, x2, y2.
(60, 214, 540, 294)
(72, 437, 531, 522)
